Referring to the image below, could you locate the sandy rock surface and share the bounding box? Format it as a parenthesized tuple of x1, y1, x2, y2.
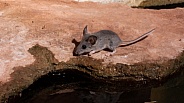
(0, 0, 184, 83)
(0, 0, 184, 100)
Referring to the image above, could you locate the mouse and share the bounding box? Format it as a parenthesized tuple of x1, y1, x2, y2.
(74, 25, 155, 56)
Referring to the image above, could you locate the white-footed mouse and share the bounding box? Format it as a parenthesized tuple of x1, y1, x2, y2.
(75, 25, 155, 56)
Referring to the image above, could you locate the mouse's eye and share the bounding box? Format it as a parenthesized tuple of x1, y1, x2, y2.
(82, 45, 87, 49)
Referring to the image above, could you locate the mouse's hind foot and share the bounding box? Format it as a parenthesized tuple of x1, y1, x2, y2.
(101, 50, 116, 59)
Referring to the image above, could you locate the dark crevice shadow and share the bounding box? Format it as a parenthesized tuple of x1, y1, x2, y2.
(7, 69, 92, 103)
(140, 2, 184, 10)
(7, 69, 153, 103)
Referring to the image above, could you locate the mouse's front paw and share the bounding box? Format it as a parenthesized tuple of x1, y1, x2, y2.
(88, 51, 95, 56)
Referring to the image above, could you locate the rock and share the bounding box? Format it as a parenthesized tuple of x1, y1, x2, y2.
(0, 0, 184, 102)
(75, 0, 184, 7)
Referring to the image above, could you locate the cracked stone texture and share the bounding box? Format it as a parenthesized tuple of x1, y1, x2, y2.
(0, 0, 184, 100)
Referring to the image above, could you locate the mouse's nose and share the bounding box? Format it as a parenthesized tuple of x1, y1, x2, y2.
(74, 50, 79, 56)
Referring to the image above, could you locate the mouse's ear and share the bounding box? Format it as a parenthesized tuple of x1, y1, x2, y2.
(86, 35, 97, 45)
(83, 25, 88, 36)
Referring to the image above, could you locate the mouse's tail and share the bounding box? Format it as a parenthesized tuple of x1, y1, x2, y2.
(120, 28, 155, 46)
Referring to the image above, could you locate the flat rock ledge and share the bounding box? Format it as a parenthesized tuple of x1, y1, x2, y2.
(0, 0, 184, 102)
(75, 0, 184, 7)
